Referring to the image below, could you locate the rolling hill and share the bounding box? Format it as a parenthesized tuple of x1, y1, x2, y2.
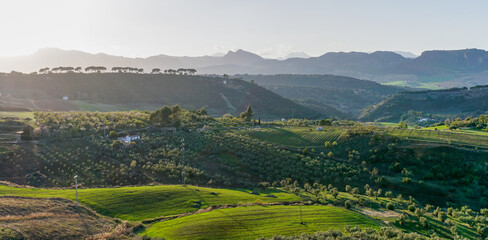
(0, 72, 323, 119)
(359, 86, 488, 122)
(0, 184, 298, 221)
(3, 48, 488, 88)
(236, 74, 405, 117)
(144, 205, 379, 240)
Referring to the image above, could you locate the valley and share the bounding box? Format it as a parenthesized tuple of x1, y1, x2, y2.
(1, 103, 488, 239)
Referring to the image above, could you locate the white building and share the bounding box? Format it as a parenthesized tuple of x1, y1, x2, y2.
(117, 135, 140, 143)
(62, 96, 69, 100)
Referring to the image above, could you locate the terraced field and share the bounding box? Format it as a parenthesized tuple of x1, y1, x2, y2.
(0, 184, 298, 221)
(144, 205, 380, 240)
(234, 127, 343, 147)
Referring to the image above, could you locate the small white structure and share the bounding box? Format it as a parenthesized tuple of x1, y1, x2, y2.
(62, 96, 69, 100)
(316, 127, 323, 131)
(117, 135, 140, 143)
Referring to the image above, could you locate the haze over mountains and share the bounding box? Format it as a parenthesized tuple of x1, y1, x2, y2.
(2, 48, 488, 88)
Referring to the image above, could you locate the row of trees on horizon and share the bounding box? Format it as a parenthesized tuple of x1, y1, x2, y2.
(36, 66, 197, 75)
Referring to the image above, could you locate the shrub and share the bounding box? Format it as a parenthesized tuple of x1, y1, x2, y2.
(408, 205, 416, 212)
(402, 177, 412, 184)
(109, 130, 119, 139)
(257, 182, 270, 190)
(331, 188, 339, 198)
(438, 212, 447, 222)
(386, 202, 395, 210)
(415, 208, 422, 217)
(398, 213, 408, 225)
(447, 207, 453, 216)
(481, 208, 488, 217)
(419, 217, 428, 228)
(344, 200, 352, 209)
(477, 226, 488, 237)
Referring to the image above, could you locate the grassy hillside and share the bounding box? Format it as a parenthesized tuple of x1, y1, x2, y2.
(237, 74, 405, 117)
(143, 205, 379, 240)
(360, 87, 488, 122)
(0, 72, 321, 119)
(0, 184, 298, 221)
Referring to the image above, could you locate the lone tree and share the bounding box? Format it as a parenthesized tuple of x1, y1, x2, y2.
(39, 67, 50, 74)
(197, 107, 208, 116)
(239, 105, 254, 121)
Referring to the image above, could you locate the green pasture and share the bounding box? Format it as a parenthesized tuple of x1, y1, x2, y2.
(144, 205, 380, 240)
(0, 184, 298, 221)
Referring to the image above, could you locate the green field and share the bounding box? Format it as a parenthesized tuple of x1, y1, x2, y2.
(234, 127, 343, 147)
(0, 184, 298, 221)
(144, 205, 379, 240)
(377, 122, 414, 129)
(69, 100, 134, 111)
(0, 111, 36, 126)
(383, 80, 443, 89)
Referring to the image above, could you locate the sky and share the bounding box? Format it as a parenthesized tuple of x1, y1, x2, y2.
(0, 0, 487, 59)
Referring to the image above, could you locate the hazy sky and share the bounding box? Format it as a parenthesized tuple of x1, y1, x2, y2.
(1, 0, 487, 58)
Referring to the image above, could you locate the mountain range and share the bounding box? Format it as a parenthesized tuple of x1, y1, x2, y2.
(2, 48, 488, 88)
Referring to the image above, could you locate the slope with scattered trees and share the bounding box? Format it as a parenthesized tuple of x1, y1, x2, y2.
(360, 87, 488, 122)
(237, 74, 405, 117)
(0, 72, 323, 119)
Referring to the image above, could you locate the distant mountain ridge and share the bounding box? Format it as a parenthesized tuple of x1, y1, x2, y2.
(2, 48, 488, 87)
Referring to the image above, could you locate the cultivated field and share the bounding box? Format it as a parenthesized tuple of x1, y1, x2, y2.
(0, 184, 298, 221)
(144, 205, 380, 240)
(233, 126, 343, 148)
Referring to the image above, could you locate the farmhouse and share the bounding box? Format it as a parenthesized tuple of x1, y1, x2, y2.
(117, 135, 140, 143)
